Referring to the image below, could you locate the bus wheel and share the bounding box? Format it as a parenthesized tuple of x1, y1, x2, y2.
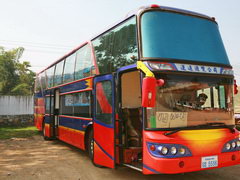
(87, 129, 103, 167)
(42, 123, 50, 140)
(87, 129, 94, 159)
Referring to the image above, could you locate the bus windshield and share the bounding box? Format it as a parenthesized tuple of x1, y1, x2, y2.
(141, 11, 230, 65)
(146, 74, 234, 129)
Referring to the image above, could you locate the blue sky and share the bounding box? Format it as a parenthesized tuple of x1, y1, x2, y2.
(0, 0, 239, 81)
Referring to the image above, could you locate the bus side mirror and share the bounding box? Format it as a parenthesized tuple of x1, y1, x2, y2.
(142, 77, 157, 107)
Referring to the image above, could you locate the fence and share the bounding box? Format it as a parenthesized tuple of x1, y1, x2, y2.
(0, 96, 34, 126)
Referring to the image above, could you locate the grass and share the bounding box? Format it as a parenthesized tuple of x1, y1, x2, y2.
(0, 126, 39, 140)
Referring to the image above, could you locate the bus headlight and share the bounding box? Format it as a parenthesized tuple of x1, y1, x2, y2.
(222, 139, 240, 152)
(147, 142, 192, 158)
(158, 146, 168, 155)
(226, 143, 231, 150)
(232, 142, 236, 148)
(170, 147, 177, 155)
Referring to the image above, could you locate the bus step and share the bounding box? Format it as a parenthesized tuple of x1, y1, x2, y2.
(123, 163, 142, 172)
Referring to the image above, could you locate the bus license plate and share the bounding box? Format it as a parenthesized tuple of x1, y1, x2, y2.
(201, 156, 218, 168)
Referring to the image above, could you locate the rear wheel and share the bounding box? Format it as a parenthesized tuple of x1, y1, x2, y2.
(42, 122, 50, 140)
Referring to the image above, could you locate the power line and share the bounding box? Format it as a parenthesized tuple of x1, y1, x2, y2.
(0, 39, 74, 49)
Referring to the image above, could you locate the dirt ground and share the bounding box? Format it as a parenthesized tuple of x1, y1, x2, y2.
(0, 134, 240, 180)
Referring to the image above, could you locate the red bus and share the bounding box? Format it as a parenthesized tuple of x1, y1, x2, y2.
(34, 5, 240, 174)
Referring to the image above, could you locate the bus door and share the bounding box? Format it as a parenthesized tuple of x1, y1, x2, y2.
(93, 74, 115, 168)
(45, 89, 59, 139)
(44, 91, 54, 139)
(53, 89, 60, 138)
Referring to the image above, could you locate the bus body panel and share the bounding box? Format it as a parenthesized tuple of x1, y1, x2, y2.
(58, 115, 91, 150)
(142, 129, 240, 174)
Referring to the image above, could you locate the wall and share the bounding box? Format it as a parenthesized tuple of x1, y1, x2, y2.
(0, 96, 34, 126)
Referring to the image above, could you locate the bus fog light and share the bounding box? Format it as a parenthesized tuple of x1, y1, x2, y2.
(226, 143, 231, 150)
(170, 147, 177, 155)
(179, 147, 186, 155)
(232, 142, 236, 148)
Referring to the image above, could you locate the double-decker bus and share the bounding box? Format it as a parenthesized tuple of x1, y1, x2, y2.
(34, 5, 240, 174)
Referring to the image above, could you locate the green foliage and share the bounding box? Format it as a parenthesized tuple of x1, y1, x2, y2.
(0, 47, 35, 95)
(0, 126, 38, 139)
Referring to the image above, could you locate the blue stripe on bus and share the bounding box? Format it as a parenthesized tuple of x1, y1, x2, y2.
(143, 164, 161, 174)
(94, 139, 114, 160)
(60, 80, 89, 94)
(59, 116, 91, 131)
(44, 116, 51, 124)
(117, 64, 136, 73)
(94, 119, 114, 129)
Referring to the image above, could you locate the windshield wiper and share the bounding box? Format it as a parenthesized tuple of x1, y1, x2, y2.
(164, 122, 235, 136)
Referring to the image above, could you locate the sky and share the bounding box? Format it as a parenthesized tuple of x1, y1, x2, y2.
(0, 0, 239, 81)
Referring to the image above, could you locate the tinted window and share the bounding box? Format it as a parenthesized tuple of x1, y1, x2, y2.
(96, 81, 112, 124)
(73, 91, 91, 117)
(40, 72, 47, 90)
(63, 53, 76, 83)
(46, 66, 55, 88)
(92, 17, 138, 74)
(75, 44, 94, 80)
(54, 60, 64, 86)
(35, 75, 41, 92)
(141, 11, 230, 65)
(60, 92, 91, 117)
(60, 94, 74, 116)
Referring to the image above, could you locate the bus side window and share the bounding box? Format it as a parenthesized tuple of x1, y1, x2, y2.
(96, 81, 113, 125)
(63, 53, 76, 83)
(75, 44, 93, 80)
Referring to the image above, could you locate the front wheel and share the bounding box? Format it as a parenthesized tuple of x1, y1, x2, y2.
(87, 129, 94, 159)
(87, 129, 103, 167)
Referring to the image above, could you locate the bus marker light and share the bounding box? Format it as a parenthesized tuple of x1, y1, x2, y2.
(150, 145, 156, 151)
(232, 154, 236, 161)
(151, 4, 160, 8)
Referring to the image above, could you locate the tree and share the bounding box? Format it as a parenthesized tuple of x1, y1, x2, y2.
(0, 47, 35, 95)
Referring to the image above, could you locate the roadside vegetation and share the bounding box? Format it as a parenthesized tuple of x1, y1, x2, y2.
(0, 47, 35, 95)
(0, 126, 38, 139)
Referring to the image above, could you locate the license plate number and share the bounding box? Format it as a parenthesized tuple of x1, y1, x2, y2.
(201, 155, 218, 168)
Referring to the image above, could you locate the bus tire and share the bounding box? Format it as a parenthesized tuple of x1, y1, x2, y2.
(87, 129, 103, 167)
(87, 129, 94, 159)
(42, 122, 50, 141)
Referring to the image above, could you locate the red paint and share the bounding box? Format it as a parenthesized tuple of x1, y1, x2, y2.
(58, 126, 85, 150)
(142, 130, 240, 174)
(93, 122, 115, 168)
(96, 83, 112, 113)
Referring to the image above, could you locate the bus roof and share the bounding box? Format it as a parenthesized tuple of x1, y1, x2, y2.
(37, 5, 215, 75)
